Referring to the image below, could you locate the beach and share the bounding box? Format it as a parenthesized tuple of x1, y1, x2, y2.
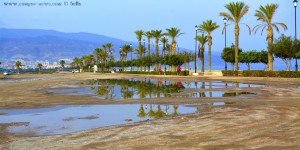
(1, 72, 300, 149)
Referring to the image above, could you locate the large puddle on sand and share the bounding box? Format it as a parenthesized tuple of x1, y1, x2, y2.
(0, 103, 227, 136)
(49, 78, 262, 100)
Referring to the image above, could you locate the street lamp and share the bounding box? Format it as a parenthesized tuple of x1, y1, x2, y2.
(130, 43, 132, 71)
(294, 0, 298, 71)
(223, 17, 228, 71)
(194, 25, 198, 74)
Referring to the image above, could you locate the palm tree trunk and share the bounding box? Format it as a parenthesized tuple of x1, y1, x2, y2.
(148, 38, 151, 72)
(171, 40, 176, 71)
(235, 24, 240, 72)
(208, 34, 212, 72)
(267, 28, 273, 71)
(201, 55, 205, 73)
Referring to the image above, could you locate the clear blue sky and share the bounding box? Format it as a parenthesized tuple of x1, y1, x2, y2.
(0, 0, 298, 52)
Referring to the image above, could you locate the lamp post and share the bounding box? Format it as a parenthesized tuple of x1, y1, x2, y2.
(130, 43, 132, 71)
(194, 25, 198, 74)
(294, 0, 298, 71)
(223, 17, 228, 71)
(143, 39, 146, 71)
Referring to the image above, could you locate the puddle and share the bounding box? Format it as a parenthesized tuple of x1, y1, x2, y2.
(0, 104, 198, 136)
(49, 78, 262, 100)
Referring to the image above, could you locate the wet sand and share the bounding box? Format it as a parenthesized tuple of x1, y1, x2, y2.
(1, 72, 300, 149)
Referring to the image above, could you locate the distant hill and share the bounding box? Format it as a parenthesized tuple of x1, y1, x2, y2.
(0, 28, 132, 61)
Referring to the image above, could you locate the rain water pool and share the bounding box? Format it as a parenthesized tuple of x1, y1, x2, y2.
(0, 103, 225, 136)
(48, 78, 262, 100)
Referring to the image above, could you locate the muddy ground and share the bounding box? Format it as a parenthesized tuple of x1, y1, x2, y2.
(0, 72, 300, 150)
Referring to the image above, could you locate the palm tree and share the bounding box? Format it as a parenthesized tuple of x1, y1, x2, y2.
(166, 27, 184, 71)
(121, 44, 131, 61)
(198, 20, 219, 72)
(253, 4, 287, 71)
(151, 30, 163, 70)
(160, 36, 168, 71)
(94, 48, 106, 71)
(105, 43, 114, 53)
(166, 27, 184, 55)
(196, 34, 208, 72)
(135, 30, 144, 71)
(15, 61, 22, 74)
(37, 63, 43, 74)
(60, 60, 65, 71)
(82, 55, 95, 71)
(144, 31, 153, 71)
(220, 2, 251, 71)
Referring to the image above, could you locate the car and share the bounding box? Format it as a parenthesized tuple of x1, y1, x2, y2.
(72, 69, 79, 73)
(3, 71, 9, 76)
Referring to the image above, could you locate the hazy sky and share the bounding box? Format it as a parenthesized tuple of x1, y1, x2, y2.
(0, 0, 298, 52)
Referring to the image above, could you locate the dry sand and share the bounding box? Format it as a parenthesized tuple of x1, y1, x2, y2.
(1, 72, 300, 150)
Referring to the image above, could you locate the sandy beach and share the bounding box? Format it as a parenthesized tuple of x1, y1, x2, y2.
(1, 72, 300, 150)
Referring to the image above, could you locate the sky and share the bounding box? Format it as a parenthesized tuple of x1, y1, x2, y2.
(0, 0, 298, 53)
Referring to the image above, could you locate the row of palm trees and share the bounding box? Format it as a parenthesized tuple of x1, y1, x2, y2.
(131, 2, 288, 72)
(219, 2, 287, 71)
(69, 2, 289, 73)
(134, 27, 183, 71)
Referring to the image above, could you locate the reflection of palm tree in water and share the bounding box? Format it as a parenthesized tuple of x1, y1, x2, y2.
(199, 82, 206, 98)
(155, 105, 164, 119)
(172, 105, 178, 116)
(209, 81, 212, 97)
(138, 104, 147, 118)
(148, 104, 156, 117)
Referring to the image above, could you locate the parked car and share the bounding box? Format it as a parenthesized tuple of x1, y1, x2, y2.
(72, 69, 79, 73)
(3, 71, 9, 76)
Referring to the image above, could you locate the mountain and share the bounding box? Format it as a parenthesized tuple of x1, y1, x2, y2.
(0, 28, 132, 61)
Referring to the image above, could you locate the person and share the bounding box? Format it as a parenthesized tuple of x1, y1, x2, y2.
(158, 67, 162, 75)
(177, 65, 181, 75)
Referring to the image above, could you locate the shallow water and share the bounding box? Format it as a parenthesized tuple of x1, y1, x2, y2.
(0, 104, 203, 136)
(48, 78, 262, 100)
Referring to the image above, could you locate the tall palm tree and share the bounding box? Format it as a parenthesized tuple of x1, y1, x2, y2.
(160, 36, 168, 71)
(105, 43, 114, 70)
(37, 63, 43, 74)
(160, 36, 168, 56)
(166, 27, 184, 55)
(134, 30, 144, 71)
(151, 30, 163, 70)
(198, 20, 219, 72)
(196, 34, 208, 72)
(253, 4, 287, 71)
(60, 60, 65, 71)
(144, 31, 153, 71)
(15, 61, 22, 74)
(105, 43, 114, 54)
(166, 27, 184, 71)
(220, 2, 251, 71)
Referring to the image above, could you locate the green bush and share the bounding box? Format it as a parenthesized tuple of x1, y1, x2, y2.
(119, 70, 189, 76)
(222, 70, 300, 78)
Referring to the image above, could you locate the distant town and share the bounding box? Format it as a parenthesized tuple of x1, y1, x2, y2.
(0, 58, 72, 70)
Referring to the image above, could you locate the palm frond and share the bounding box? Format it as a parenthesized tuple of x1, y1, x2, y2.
(241, 23, 251, 35)
(260, 25, 268, 36)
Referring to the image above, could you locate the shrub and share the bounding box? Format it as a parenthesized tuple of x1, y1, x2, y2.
(222, 70, 300, 78)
